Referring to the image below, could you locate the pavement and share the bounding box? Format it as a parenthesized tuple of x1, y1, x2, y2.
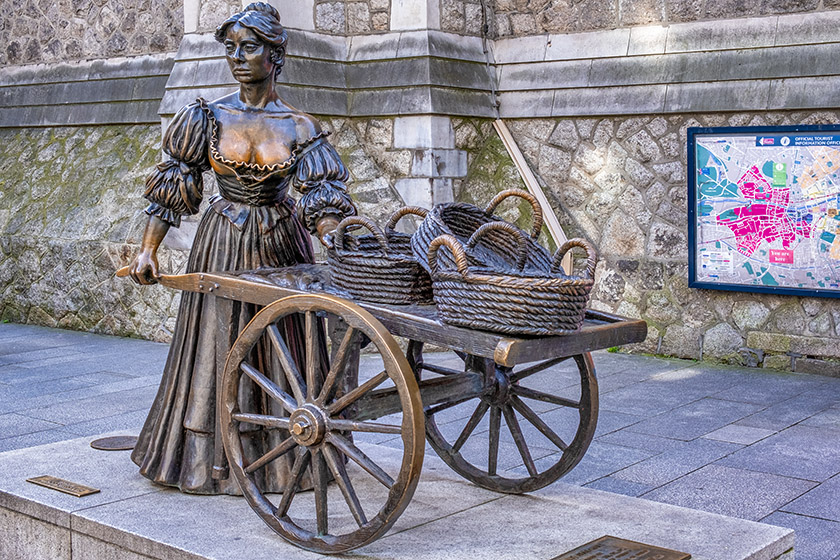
(0, 322, 838, 560)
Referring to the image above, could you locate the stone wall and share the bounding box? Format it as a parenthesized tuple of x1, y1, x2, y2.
(314, 0, 392, 33)
(0, 125, 185, 342)
(503, 110, 840, 375)
(195, 0, 242, 32)
(0, 0, 183, 67)
(440, 0, 487, 35)
(492, 0, 840, 37)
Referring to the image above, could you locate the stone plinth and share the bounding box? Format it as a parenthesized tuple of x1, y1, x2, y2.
(0, 434, 793, 560)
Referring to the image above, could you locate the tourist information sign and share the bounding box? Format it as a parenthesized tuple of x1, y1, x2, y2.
(689, 125, 840, 298)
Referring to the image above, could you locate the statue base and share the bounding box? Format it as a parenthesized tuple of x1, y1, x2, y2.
(0, 434, 792, 560)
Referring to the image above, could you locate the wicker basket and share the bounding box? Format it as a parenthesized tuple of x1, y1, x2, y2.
(327, 208, 433, 305)
(411, 189, 553, 275)
(427, 222, 598, 336)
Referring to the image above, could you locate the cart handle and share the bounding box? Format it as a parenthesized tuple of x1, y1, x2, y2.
(384, 206, 428, 233)
(484, 189, 544, 240)
(333, 216, 390, 257)
(467, 221, 529, 272)
(427, 234, 470, 276)
(551, 239, 598, 279)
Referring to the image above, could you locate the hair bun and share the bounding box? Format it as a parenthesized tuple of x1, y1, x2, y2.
(245, 2, 280, 20)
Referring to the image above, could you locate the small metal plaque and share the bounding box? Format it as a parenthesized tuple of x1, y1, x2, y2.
(26, 476, 100, 497)
(90, 435, 138, 451)
(552, 536, 690, 560)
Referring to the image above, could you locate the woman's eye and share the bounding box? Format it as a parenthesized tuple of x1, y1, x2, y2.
(244, 45, 258, 53)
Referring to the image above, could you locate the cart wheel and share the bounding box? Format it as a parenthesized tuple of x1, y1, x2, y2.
(414, 342, 597, 494)
(222, 294, 424, 554)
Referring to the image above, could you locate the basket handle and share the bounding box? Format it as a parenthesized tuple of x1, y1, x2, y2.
(551, 238, 598, 279)
(428, 234, 469, 276)
(467, 221, 529, 272)
(484, 189, 544, 240)
(384, 206, 428, 233)
(333, 216, 389, 256)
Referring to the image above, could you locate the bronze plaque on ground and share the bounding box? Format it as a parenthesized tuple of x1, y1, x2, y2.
(90, 435, 138, 451)
(551, 536, 690, 560)
(26, 476, 100, 497)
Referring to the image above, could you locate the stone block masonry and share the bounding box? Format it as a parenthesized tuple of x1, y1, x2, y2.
(0, 0, 183, 67)
(492, 0, 840, 37)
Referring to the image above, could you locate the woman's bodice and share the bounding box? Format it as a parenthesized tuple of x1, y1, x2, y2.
(143, 96, 355, 234)
(199, 98, 328, 207)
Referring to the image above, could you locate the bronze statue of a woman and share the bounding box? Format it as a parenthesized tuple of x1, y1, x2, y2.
(128, 2, 356, 494)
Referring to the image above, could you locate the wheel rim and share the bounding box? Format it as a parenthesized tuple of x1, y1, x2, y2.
(422, 349, 598, 493)
(222, 294, 424, 553)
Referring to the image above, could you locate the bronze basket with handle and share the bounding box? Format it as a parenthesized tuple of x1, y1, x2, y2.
(427, 222, 598, 336)
(328, 207, 433, 305)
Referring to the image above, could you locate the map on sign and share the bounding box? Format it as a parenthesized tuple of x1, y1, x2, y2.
(689, 126, 840, 297)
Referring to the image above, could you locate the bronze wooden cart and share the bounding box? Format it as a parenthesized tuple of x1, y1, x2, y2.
(134, 264, 646, 554)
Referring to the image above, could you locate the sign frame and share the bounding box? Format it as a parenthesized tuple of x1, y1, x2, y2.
(688, 124, 840, 299)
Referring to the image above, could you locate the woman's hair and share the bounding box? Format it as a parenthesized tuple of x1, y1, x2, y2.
(215, 2, 288, 79)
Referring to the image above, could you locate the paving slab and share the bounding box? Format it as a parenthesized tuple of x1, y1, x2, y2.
(599, 379, 709, 416)
(584, 476, 653, 497)
(627, 398, 763, 441)
(780, 474, 840, 522)
(716, 425, 840, 482)
(641, 464, 816, 521)
(612, 437, 742, 487)
(702, 424, 777, 445)
(762, 512, 840, 560)
(0, 435, 792, 560)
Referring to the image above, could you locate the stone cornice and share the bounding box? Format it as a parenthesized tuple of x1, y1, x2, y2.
(0, 54, 173, 128)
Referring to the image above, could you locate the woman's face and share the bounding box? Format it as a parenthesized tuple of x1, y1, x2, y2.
(224, 22, 274, 84)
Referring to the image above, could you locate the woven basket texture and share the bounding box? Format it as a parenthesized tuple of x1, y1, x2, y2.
(411, 190, 552, 275)
(427, 225, 598, 336)
(328, 209, 433, 305)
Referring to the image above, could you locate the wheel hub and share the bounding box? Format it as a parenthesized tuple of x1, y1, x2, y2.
(487, 368, 511, 406)
(289, 404, 326, 447)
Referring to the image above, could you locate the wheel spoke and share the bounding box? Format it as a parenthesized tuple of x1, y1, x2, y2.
(510, 394, 568, 451)
(323, 443, 368, 528)
(488, 405, 501, 476)
(232, 412, 290, 430)
(512, 385, 580, 409)
(420, 363, 465, 377)
(312, 447, 329, 536)
(510, 356, 572, 383)
(267, 324, 307, 405)
(327, 370, 389, 416)
(424, 394, 474, 417)
(503, 405, 537, 477)
(329, 419, 402, 434)
(245, 436, 297, 474)
(317, 327, 357, 406)
(276, 448, 311, 518)
(326, 432, 395, 488)
(305, 311, 320, 400)
(240, 361, 297, 414)
(453, 401, 489, 452)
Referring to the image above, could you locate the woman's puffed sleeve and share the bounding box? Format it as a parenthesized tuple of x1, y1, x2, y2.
(292, 139, 357, 234)
(143, 101, 210, 227)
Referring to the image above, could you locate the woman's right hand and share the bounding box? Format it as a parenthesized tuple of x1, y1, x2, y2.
(129, 249, 160, 285)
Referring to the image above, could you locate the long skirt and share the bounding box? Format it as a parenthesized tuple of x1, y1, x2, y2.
(131, 204, 318, 494)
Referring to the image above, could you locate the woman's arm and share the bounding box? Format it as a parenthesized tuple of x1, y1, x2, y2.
(128, 215, 171, 285)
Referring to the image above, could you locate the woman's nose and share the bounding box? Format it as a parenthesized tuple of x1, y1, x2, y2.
(231, 47, 244, 61)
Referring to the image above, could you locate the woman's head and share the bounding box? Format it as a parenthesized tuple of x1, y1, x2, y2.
(215, 3, 288, 80)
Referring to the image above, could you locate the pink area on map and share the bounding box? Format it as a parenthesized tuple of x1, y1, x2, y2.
(769, 249, 794, 264)
(716, 165, 812, 257)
